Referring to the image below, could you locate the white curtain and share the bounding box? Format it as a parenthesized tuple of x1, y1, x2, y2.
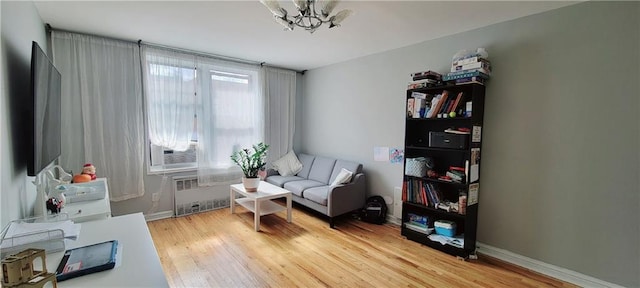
(196, 57, 264, 185)
(263, 67, 297, 162)
(52, 31, 145, 201)
(142, 47, 196, 151)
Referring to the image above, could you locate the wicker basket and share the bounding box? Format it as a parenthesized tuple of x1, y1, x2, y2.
(405, 157, 428, 177)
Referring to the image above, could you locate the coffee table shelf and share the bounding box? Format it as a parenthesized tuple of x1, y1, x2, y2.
(235, 198, 287, 216)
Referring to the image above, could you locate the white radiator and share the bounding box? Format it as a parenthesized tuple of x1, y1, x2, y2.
(173, 175, 231, 217)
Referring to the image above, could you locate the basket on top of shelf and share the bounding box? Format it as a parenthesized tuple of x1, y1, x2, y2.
(405, 157, 434, 177)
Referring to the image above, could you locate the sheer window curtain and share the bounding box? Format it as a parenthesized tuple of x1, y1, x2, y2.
(196, 58, 264, 185)
(52, 31, 145, 201)
(263, 67, 297, 162)
(142, 46, 196, 152)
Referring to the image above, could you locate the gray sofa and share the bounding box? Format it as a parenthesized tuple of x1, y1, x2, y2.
(265, 153, 366, 228)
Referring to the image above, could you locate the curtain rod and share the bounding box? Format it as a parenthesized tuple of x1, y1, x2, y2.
(46, 24, 302, 73)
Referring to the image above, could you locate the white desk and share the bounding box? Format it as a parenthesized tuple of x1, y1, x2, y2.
(64, 178, 111, 223)
(45, 213, 168, 287)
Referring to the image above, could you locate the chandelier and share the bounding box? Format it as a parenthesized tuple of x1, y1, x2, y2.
(259, 0, 353, 33)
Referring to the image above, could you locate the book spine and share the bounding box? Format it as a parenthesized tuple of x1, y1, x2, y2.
(451, 59, 491, 72)
(455, 76, 486, 85)
(443, 71, 490, 81)
(452, 56, 487, 67)
(407, 98, 415, 118)
(448, 68, 492, 76)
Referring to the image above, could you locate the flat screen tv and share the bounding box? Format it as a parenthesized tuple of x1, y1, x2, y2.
(27, 41, 62, 176)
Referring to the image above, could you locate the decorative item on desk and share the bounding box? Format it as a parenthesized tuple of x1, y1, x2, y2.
(72, 174, 91, 183)
(82, 163, 96, 180)
(46, 198, 62, 214)
(49, 185, 67, 208)
(230, 142, 269, 192)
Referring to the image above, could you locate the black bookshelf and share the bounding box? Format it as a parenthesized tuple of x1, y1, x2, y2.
(401, 83, 485, 259)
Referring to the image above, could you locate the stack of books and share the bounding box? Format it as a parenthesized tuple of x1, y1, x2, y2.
(407, 70, 442, 89)
(443, 56, 492, 85)
(404, 213, 432, 234)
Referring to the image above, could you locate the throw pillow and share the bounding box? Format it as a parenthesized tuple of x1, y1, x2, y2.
(272, 150, 303, 177)
(331, 168, 353, 186)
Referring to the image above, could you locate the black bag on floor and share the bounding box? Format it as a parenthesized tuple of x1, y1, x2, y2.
(360, 196, 387, 224)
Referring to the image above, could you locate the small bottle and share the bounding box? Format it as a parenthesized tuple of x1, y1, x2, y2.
(458, 192, 467, 215)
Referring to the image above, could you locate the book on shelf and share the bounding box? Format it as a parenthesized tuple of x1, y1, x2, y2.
(455, 76, 486, 85)
(406, 98, 415, 118)
(431, 91, 449, 118)
(411, 91, 427, 99)
(451, 92, 464, 114)
(444, 128, 470, 135)
(449, 166, 466, 172)
(448, 67, 491, 77)
(451, 59, 491, 73)
(413, 98, 426, 118)
(452, 56, 487, 67)
(425, 94, 440, 118)
(408, 82, 438, 89)
(445, 171, 463, 182)
(411, 70, 442, 81)
(407, 213, 428, 227)
(404, 222, 433, 234)
(409, 78, 438, 85)
(443, 70, 490, 81)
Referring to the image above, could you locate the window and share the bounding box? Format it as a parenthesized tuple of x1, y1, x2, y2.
(143, 49, 264, 175)
(146, 61, 198, 172)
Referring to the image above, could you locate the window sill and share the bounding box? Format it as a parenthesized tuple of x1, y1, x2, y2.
(147, 164, 197, 175)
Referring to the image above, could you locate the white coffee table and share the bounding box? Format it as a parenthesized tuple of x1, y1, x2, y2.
(230, 181, 292, 231)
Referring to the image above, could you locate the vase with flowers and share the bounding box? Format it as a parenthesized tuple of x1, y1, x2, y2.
(230, 142, 269, 192)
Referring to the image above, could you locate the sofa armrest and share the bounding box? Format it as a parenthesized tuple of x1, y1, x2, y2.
(326, 173, 366, 217)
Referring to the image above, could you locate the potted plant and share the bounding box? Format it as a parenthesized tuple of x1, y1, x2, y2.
(230, 142, 269, 192)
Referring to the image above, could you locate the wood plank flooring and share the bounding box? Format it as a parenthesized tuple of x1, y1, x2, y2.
(147, 204, 577, 288)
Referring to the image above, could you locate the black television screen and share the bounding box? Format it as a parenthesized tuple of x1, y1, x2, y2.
(27, 41, 61, 176)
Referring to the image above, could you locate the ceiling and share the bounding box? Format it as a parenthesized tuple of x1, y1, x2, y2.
(33, 1, 578, 71)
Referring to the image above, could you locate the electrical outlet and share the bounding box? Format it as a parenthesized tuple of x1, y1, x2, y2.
(152, 192, 160, 202)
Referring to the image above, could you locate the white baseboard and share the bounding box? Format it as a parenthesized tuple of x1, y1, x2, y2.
(476, 242, 623, 288)
(144, 210, 174, 222)
(386, 215, 401, 225)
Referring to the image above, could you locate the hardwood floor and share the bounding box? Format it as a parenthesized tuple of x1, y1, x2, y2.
(147, 204, 576, 288)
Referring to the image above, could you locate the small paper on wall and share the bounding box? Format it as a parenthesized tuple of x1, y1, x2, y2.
(389, 148, 404, 164)
(373, 147, 389, 162)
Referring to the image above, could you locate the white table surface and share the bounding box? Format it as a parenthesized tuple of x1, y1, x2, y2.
(45, 213, 168, 287)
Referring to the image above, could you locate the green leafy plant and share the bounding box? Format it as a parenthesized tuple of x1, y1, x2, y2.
(230, 142, 269, 178)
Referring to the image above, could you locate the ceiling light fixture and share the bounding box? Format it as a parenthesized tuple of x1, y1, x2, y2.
(260, 0, 353, 33)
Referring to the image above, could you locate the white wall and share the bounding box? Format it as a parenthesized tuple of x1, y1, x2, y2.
(301, 2, 639, 287)
(1, 1, 47, 227)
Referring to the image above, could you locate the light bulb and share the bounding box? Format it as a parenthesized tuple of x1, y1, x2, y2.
(321, 0, 339, 18)
(329, 9, 352, 27)
(292, 0, 308, 12)
(274, 16, 294, 31)
(260, 0, 287, 18)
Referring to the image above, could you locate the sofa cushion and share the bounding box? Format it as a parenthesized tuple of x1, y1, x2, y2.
(303, 186, 330, 206)
(272, 150, 303, 176)
(284, 179, 326, 197)
(330, 168, 353, 186)
(266, 175, 304, 187)
(296, 153, 315, 178)
(329, 160, 362, 185)
(307, 156, 336, 184)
